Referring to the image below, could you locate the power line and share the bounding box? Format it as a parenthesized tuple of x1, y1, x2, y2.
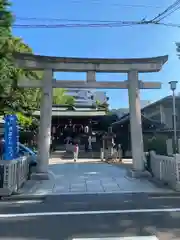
(12, 20, 165, 29)
(13, 2, 170, 28)
(156, 4, 180, 22)
(12, 23, 138, 28)
(65, 0, 160, 8)
(32, 0, 162, 9)
(154, 22, 180, 28)
(12, 21, 180, 29)
(14, 2, 177, 26)
(11, 11, 180, 30)
(15, 17, 139, 23)
(150, 0, 180, 22)
(151, 0, 180, 21)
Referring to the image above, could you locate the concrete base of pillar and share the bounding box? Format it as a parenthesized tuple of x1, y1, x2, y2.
(31, 172, 49, 180)
(174, 182, 180, 191)
(128, 169, 151, 178)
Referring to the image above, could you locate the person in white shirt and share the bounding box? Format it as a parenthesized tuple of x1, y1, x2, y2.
(73, 143, 79, 162)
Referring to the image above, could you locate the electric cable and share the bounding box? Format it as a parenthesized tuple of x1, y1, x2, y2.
(150, 0, 180, 22)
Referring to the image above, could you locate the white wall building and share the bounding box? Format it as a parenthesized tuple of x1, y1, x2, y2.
(110, 100, 152, 118)
(65, 89, 108, 106)
(140, 100, 152, 108)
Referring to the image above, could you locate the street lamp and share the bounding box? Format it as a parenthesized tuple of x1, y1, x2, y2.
(169, 80, 178, 153)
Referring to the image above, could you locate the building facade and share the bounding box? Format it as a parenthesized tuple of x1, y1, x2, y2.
(65, 89, 108, 106)
(110, 100, 151, 118)
(112, 96, 180, 130)
(142, 96, 180, 129)
(140, 100, 152, 108)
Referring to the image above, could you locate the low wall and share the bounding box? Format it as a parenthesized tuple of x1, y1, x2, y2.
(150, 151, 180, 191)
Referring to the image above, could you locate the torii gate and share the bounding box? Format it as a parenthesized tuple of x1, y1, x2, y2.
(14, 53, 168, 179)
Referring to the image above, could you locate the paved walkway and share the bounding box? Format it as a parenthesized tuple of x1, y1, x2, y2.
(18, 161, 173, 196)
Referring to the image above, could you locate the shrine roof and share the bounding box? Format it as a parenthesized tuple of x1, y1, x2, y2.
(112, 114, 166, 131)
(33, 105, 106, 117)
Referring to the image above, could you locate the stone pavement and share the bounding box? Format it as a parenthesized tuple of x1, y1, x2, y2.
(17, 160, 173, 197)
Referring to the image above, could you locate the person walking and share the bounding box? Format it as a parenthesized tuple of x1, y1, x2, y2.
(73, 143, 79, 162)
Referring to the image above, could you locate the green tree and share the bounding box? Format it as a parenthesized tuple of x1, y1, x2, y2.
(0, 36, 42, 114)
(0, 1, 74, 129)
(0, 0, 13, 100)
(53, 88, 74, 105)
(95, 100, 109, 112)
(0, 1, 41, 118)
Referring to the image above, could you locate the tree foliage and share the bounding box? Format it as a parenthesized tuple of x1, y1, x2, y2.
(53, 88, 74, 105)
(95, 100, 109, 112)
(0, 1, 41, 116)
(1, 37, 42, 114)
(0, 1, 74, 128)
(0, 0, 13, 99)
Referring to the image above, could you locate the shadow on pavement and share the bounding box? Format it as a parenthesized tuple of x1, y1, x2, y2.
(0, 211, 179, 239)
(0, 190, 180, 239)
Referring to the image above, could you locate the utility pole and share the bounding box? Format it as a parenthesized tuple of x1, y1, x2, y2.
(169, 81, 178, 153)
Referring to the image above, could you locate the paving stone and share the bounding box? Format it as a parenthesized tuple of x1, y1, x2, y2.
(19, 161, 174, 196)
(53, 186, 70, 193)
(87, 186, 104, 192)
(70, 188, 87, 193)
(87, 189, 104, 193)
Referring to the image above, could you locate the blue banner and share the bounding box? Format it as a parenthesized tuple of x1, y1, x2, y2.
(4, 115, 19, 160)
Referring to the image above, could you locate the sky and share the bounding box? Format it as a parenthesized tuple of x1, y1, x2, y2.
(11, 0, 180, 109)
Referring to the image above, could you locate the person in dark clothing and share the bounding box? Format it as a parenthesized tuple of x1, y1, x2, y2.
(145, 151, 154, 177)
(84, 136, 89, 152)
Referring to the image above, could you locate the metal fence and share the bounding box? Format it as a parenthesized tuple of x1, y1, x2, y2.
(0, 156, 29, 196)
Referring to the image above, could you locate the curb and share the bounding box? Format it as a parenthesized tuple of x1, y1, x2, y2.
(1, 191, 179, 201)
(1, 194, 47, 201)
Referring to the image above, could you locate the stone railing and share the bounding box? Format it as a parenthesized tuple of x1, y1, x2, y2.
(150, 151, 180, 191)
(0, 156, 29, 197)
(101, 145, 122, 161)
(17, 156, 29, 189)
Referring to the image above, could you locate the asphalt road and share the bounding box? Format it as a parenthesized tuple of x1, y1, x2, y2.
(0, 193, 180, 239)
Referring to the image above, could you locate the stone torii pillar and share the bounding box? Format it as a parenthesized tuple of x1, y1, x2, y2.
(128, 70, 144, 172)
(14, 53, 168, 179)
(37, 70, 53, 178)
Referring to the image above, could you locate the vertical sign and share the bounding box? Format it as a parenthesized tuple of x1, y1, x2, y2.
(13, 116, 19, 158)
(4, 115, 19, 160)
(16, 123, 19, 158)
